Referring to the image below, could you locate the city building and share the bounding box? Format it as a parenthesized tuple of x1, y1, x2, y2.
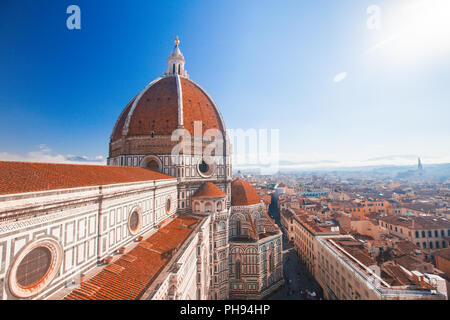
(316, 235, 447, 300)
(292, 212, 340, 276)
(379, 216, 450, 254)
(289, 207, 447, 300)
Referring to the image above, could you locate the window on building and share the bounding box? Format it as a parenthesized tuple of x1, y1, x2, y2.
(423, 242, 427, 248)
(236, 220, 241, 236)
(436, 241, 440, 249)
(416, 231, 420, 238)
(430, 242, 433, 249)
(428, 231, 432, 238)
(422, 231, 426, 238)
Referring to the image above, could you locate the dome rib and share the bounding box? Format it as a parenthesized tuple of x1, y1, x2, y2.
(123, 77, 163, 136)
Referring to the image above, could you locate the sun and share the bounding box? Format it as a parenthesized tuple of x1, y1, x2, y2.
(368, 0, 450, 64)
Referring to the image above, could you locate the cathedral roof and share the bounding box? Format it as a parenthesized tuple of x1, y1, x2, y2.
(64, 216, 199, 300)
(231, 178, 261, 206)
(192, 182, 227, 199)
(111, 77, 225, 141)
(0, 161, 174, 195)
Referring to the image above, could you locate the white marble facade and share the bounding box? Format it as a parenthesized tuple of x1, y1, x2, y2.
(0, 178, 177, 300)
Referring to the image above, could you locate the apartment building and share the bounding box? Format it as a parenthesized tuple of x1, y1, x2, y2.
(379, 216, 450, 254)
(316, 236, 447, 300)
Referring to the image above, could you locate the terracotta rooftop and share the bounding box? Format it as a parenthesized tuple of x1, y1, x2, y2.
(192, 182, 226, 198)
(111, 76, 224, 141)
(380, 215, 450, 230)
(326, 237, 435, 290)
(64, 216, 199, 300)
(0, 161, 174, 195)
(434, 248, 450, 261)
(262, 194, 272, 205)
(294, 214, 339, 235)
(231, 178, 260, 206)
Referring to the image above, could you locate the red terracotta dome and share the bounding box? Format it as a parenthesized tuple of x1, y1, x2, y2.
(192, 182, 227, 199)
(111, 74, 225, 142)
(231, 178, 261, 206)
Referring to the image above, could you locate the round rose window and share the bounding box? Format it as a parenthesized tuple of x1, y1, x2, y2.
(16, 247, 52, 288)
(128, 210, 141, 235)
(9, 239, 62, 298)
(166, 198, 171, 214)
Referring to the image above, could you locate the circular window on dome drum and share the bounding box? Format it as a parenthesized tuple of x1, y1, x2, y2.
(199, 160, 209, 173)
(197, 157, 216, 178)
(146, 160, 159, 172)
(128, 209, 142, 235)
(9, 239, 62, 298)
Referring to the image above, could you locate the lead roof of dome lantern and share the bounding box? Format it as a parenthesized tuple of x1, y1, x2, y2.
(110, 75, 226, 142)
(231, 177, 261, 207)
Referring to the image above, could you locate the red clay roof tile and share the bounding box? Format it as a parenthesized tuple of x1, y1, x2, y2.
(231, 178, 260, 206)
(64, 216, 199, 300)
(111, 76, 224, 141)
(0, 161, 174, 195)
(192, 182, 226, 198)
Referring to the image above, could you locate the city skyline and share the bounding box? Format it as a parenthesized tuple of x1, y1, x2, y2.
(1, 0, 450, 170)
(0, 1, 449, 304)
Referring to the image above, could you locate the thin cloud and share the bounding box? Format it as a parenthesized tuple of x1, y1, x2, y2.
(0, 145, 106, 165)
(333, 72, 347, 83)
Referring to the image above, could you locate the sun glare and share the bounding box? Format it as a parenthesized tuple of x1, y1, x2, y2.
(369, 0, 450, 64)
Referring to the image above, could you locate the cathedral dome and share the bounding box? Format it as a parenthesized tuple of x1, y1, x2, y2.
(231, 178, 261, 206)
(110, 39, 226, 143)
(192, 182, 227, 199)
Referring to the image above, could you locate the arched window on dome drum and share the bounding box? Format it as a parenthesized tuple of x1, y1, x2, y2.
(178, 64, 181, 74)
(217, 201, 222, 212)
(205, 202, 212, 213)
(172, 63, 175, 74)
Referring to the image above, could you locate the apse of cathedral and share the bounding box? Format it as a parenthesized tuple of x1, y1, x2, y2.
(0, 39, 283, 300)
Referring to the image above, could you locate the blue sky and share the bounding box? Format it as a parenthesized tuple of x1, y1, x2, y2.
(1, 0, 449, 169)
